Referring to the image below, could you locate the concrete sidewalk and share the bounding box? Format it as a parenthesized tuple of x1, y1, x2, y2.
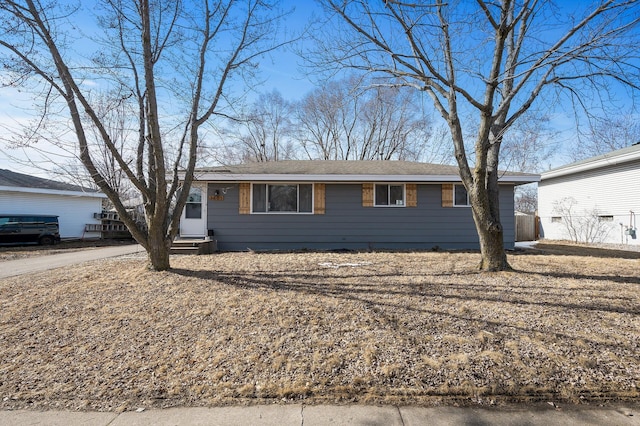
(0, 405, 638, 426)
(0, 244, 144, 279)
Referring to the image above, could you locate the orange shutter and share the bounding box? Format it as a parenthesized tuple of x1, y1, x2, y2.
(442, 184, 453, 207)
(314, 183, 325, 214)
(406, 184, 417, 207)
(239, 182, 251, 214)
(362, 183, 374, 207)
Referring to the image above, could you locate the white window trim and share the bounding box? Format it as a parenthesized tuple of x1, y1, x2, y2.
(453, 184, 471, 207)
(250, 182, 315, 214)
(374, 183, 406, 207)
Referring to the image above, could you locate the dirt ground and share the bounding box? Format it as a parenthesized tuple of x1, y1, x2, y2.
(0, 242, 639, 412)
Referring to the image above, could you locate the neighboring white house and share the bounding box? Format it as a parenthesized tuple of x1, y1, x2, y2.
(538, 144, 639, 245)
(0, 169, 107, 240)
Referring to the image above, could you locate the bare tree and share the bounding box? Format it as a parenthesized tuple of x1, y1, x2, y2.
(422, 123, 456, 165)
(296, 75, 433, 160)
(358, 84, 432, 160)
(0, 0, 288, 270)
(500, 113, 558, 174)
(296, 78, 358, 160)
(571, 113, 640, 161)
(0, 89, 138, 204)
(44, 92, 140, 205)
(86, 93, 139, 207)
(501, 113, 558, 215)
(312, 0, 640, 270)
(223, 90, 296, 163)
(514, 184, 537, 214)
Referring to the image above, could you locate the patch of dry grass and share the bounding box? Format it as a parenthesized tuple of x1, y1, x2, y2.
(1, 248, 639, 411)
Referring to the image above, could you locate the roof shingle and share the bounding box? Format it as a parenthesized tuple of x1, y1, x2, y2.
(0, 169, 98, 193)
(196, 160, 536, 179)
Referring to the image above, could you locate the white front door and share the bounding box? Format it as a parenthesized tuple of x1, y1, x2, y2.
(180, 184, 207, 237)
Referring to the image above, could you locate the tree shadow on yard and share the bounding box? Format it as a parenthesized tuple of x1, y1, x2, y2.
(514, 243, 640, 259)
(170, 267, 640, 349)
(512, 268, 640, 286)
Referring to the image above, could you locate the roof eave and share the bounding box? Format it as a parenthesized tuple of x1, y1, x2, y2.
(541, 148, 640, 181)
(0, 185, 108, 198)
(188, 172, 539, 184)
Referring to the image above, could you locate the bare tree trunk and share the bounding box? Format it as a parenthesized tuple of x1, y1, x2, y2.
(471, 201, 510, 271)
(0, 0, 288, 272)
(477, 228, 509, 271)
(314, 0, 639, 271)
(147, 221, 171, 271)
(478, 128, 510, 270)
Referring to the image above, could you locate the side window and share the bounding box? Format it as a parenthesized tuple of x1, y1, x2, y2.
(454, 184, 471, 207)
(252, 184, 267, 212)
(298, 184, 313, 212)
(374, 184, 405, 206)
(0, 218, 20, 233)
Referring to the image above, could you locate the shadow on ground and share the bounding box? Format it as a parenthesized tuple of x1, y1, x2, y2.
(515, 242, 640, 260)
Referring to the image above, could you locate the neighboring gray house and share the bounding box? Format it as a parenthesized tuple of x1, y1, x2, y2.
(0, 169, 106, 239)
(180, 161, 538, 251)
(538, 144, 640, 245)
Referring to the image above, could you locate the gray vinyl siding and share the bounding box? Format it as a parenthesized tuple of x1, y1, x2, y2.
(207, 183, 515, 251)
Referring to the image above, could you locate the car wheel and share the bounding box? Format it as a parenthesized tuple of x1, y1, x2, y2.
(39, 235, 55, 245)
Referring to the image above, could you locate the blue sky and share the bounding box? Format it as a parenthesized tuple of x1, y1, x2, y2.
(0, 0, 321, 175)
(258, 1, 320, 100)
(0, 0, 637, 177)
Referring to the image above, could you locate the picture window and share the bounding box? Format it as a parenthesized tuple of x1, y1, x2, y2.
(252, 184, 313, 213)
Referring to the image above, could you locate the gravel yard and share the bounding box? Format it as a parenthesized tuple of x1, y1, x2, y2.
(0, 244, 639, 411)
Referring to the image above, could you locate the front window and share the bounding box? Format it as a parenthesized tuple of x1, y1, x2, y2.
(252, 184, 313, 213)
(454, 184, 471, 207)
(375, 184, 404, 206)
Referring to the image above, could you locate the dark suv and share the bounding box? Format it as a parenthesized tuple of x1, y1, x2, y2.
(0, 214, 61, 245)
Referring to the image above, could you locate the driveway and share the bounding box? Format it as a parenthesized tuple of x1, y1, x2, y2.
(0, 244, 143, 279)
